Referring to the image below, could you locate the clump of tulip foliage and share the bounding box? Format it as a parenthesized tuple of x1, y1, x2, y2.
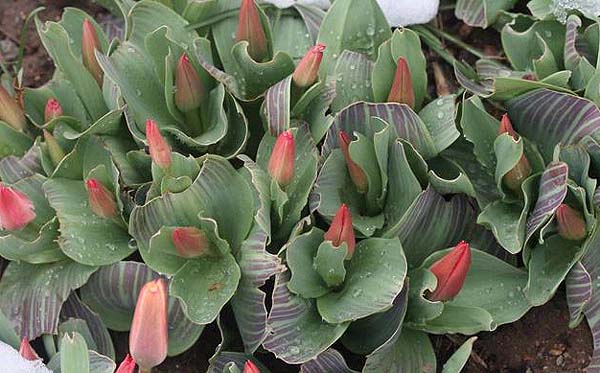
(0, 0, 599, 371)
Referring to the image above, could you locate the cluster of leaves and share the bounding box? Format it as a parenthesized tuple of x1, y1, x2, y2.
(0, 0, 599, 372)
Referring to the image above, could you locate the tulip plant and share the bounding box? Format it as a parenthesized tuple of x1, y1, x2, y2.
(0, 0, 599, 372)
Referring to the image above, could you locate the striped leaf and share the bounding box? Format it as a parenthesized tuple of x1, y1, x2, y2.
(507, 89, 600, 160)
(566, 262, 592, 327)
(263, 271, 349, 364)
(564, 15, 596, 91)
(0, 145, 42, 183)
(294, 4, 325, 43)
(0, 260, 96, 339)
(525, 162, 569, 244)
(300, 348, 357, 373)
(79, 261, 204, 356)
(231, 157, 281, 353)
(330, 51, 373, 112)
(264, 76, 292, 136)
(60, 293, 115, 360)
(455, 0, 518, 29)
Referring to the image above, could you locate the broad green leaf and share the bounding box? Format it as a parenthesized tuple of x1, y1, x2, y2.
(287, 228, 330, 298)
(372, 28, 428, 110)
(314, 241, 347, 288)
(501, 20, 565, 71)
(24, 78, 88, 125)
(460, 96, 498, 170)
(270, 9, 314, 63)
(79, 261, 204, 356)
(47, 350, 115, 373)
(263, 271, 349, 364)
(363, 328, 436, 373)
(494, 133, 525, 198)
(44, 178, 133, 266)
(316, 0, 390, 77)
(317, 238, 407, 324)
(330, 51, 373, 112)
(0, 260, 96, 340)
(300, 348, 356, 373)
(405, 268, 444, 324)
(0, 122, 32, 158)
(442, 337, 477, 373)
(60, 332, 90, 373)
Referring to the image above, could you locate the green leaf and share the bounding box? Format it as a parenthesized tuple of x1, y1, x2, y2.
(316, 0, 391, 76)
(460, 95, 499, 170)
(48, 350, 115, 373)
(363, 328, 436, 373)
(263, 271, 349, 364)
(314, 241, 348, 288)
(300, 348, 356, 373)
(0, 260, 96, 340)
(79, 261, 204, 356)
(372, 29, 428, 110)
(44, 178, 133, 266)
(0, 309, 19, 348)
(477, 198, 529, 255)
(287, 228, 330, 299)
(317, 238, 407, 324)
(442, 337, 477, 373)
(456, 0, 518, 28)
(0, 122, 32, 158)
(60, 332, 90, 373)
(494, 133, 525, 198)
(405, 268, 444, 324)
(330, 51, 373, 112)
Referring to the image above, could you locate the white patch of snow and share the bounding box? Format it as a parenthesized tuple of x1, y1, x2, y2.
(552, 0, 600, 22)
(0, 341, 51, 373)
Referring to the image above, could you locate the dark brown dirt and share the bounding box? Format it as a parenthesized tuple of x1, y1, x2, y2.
(2, 1, 595, 372)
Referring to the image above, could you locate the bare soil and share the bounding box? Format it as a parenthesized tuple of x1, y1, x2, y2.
(0, 1, 594, 372)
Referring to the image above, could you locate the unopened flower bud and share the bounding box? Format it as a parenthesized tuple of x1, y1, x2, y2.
(498, 114, 532, 192)
(82, 19, 104, 86)
(130, 278, 168, 371)
(85, 179, 118, 218)
(172, 227, 211, 258)
(175, 54, 205, 112)
(292, 44, 325, 88)
(556, 204, 587, 241)
(244, 360, 260, 373)
(429, 241, 471, 302)
(387, 57, 415, 109)
(268, 130, 295, 187)
(236, 0, 269, 62)
(338, 131, 368, 193)
(324, 204, 356, 259)
(116, 354, 136, 373)
(44, 98, 63, 123)
(0, 183, 36, 231)
(19, 338, 39, 361)
(43, 130, 66, 167)
(146, 119, 172, 170)
(0, 85, 26, 131)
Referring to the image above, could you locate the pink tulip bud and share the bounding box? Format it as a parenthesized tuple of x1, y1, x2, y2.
(292, 44, 326, 88)
(498, 114, 532, 192)
(44, 98, 63, 123)
(324, 204, 356, 259)
(243, 360, 260, 373)
(338, 131, 368, 193)
(236, 0, 269, 62)
(43, 130, 66, 167)
(146, 119, 172, 170)
(175, 54, 205, 112)
(18, 338, 39, 361)
(268, 130, 295, 187)
(387, 57, 415, 109)
(0, 85, 26, 131)
(556, 204, 587, 241)
(0, 183, 36, 231)
(130, 278, 168, 371)
(85, 179, 118, 218)
(172, 227, 210, 258)
(429, 241, 471, 302)
(115, 354, 136, 373)
(82, 19, 104, 86)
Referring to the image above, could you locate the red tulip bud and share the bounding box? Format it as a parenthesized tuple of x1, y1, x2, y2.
(522, 73, 537, 81)
(0, 85, 26, 131)
(387, 57, 415, 109)
(244, 360, 260, 373)
(43, 129, 66, 167)
(498, 114, 532, 191)
(85, 179, 118, 218)
(268, 130, 295, 187)
(0, 183, 36, 231)
(82, 18, 104, 86)
(146, 119, 172, 170)
(116, 354, 136, 373)
(18, 338, 39, 361)
(44, 98, 63, 123)
(130, 278, 168, 371)
(556, 204, 587, 241)
(172, 227, 210, 258)
(324, 204, 356, 259)
(338, 131, 368, 193)
(429, 241, 471, 302)
(236, 0, 269, 62)
(292, 44, 326, 88)
(175, 54, 205, 112)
